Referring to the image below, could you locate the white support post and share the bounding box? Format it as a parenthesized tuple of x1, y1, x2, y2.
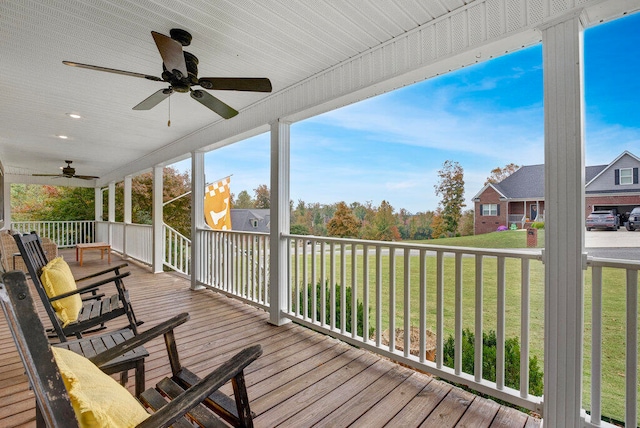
(269, 119, 291, 326)
(123, 175, 132, 259)
(540, 11, 586, 427)
(191, 151, 205, 290)
(3, 176, 11, 230)
(94, 188, 103, 221)
(152, 166, 164, 273)
(108, 181, 115, 245)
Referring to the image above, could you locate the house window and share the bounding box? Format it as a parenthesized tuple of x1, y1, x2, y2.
(482, 204, 499, 216)
(620, 168, 633, 185)
(615, 167, 638, 185)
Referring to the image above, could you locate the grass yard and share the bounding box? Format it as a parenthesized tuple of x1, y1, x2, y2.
(407, 229, 545, 248)
(291, 231, 636, 422)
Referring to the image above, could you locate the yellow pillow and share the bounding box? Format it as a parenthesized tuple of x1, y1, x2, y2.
(40, 257, 83, 327)
(51, 347, 150, 427)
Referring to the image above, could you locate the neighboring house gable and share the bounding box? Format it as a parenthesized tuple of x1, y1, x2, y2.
(230, 209, 270, 233)
(586, 151, 640, 194)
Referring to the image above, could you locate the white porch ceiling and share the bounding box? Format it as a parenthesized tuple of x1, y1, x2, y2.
(0, 0, 637, 187)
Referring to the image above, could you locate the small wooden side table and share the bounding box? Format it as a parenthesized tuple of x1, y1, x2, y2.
(76, 242, 111, 266)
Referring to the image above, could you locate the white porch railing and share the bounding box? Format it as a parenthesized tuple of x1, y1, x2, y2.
(11, 220, 95, 247)
(584, 257, 640, 428)
(282, 233, 544, 413)
(164, 224, 190, 275)
(19, 220, 186, 273)
(98, 222, 154, 266)
(196, 228, 269, 310)
(194, 231, 640, 423)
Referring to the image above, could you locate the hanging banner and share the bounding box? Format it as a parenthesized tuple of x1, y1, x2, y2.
(204, 177, 232, 230)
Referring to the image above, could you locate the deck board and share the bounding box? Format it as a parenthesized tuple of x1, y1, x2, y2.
(0, 249, 542, 427)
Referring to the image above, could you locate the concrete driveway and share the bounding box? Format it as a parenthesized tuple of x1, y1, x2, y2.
(586, 228, 640, 260)
(586, 228, 640, 248)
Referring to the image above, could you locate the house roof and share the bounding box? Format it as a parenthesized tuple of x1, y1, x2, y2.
(230, 209, 270, 233)
(475, 163, 610, 200)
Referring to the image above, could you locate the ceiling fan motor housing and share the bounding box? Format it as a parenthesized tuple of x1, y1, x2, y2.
(161, 50, 199, 92)
(170, 28, 192, 46)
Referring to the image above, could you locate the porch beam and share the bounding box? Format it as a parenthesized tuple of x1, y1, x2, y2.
(269, 119, 291, 326)
(191, 151, 205, 290)
(540, 10, 586, 426)
(152, 166, 163, 273)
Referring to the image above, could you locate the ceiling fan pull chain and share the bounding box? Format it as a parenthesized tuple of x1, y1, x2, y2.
(167, 92, 171, 127)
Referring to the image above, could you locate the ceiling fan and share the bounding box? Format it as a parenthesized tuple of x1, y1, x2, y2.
(62, 28, 272, 119)
(33, 160, 99, 180)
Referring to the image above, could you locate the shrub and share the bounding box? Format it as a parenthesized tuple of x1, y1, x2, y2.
(298, 281, 374, 338)
(442, 328, 543, 396)
(531, 222, 545, 229)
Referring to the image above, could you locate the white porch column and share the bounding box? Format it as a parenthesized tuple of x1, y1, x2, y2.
(123, 175, 132, 259)
(191, 151, 205, 290)
(269, 119, 291, 326)
(152, 166, 164, 273)
(3, 176, 11, 230)
(94, 188, 103, 221)
(108, 181, 115, 244)
(541, 11, 586, 427)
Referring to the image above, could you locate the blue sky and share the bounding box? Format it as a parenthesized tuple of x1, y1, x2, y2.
(193, 12, 640, 214)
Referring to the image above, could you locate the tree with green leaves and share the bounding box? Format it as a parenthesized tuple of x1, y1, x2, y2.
(11, 185, 95, 221)
(110, 166, 191, 237)
(234, 190, 254, 208)
(434, 160, 466, 236)
(327, 201, 361, 238)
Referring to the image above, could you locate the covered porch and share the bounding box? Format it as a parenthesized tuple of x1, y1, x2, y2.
(2, 1, 640, 427)
(0, 249, 541, 427)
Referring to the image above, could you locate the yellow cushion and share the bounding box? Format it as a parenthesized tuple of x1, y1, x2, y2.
(51, 347, 150, 427)
(40, 257, 82, 327)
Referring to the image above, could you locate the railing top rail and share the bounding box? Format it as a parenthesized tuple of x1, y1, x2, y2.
(197, 228, 269, 237)
(281, 232, 543, 260)
(588, 256, 640, 270)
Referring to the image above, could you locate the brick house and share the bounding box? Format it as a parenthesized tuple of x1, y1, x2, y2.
(472, 151, 640, 235)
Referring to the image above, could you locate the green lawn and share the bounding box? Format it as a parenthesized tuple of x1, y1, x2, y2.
(407, 229, 545, 248)
(291, 230, 636, 422)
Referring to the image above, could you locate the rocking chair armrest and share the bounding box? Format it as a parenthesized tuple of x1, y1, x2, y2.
(75, 263, 129, 282)
(89, 313, 190, 367)
(48, 272, 131, 302)
(136, 345, 263, 428)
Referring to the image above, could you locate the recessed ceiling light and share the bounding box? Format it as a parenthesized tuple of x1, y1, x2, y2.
(67, 113, 82, 119)
(57, 135, 69, 139)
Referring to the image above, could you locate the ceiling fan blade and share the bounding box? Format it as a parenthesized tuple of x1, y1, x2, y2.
(62, 61, 163, 82)
(190, 90, 238, 119)
(32, 174, 62, 177)
(198, 77, 272, 92)
(151, 31, 187, 78)
(74, 175, 99, 180)
(133, 88, 173, 110)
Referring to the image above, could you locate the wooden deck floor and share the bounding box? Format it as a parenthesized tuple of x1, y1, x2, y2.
(0, 249, 541, 427)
